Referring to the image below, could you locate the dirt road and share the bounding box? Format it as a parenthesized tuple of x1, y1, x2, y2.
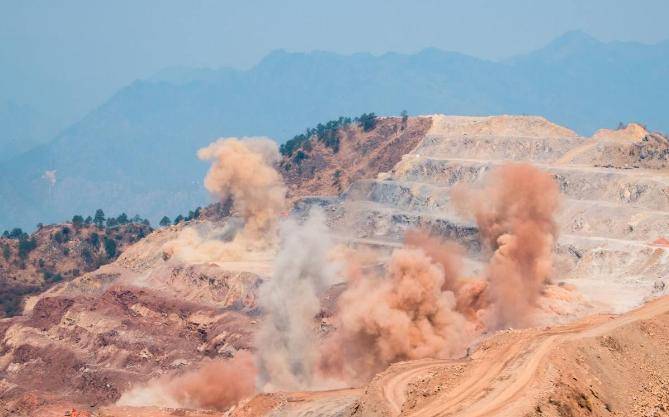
(376, 294, 669, 417)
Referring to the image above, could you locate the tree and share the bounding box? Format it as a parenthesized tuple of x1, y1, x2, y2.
(401, 110, 408, 128)
(356, 112, 377, 132)
(89, 232, 100, 248)
(106, 217, 118, 228)
(186, 207, 202, 221)
(159, 216, 171, 227)
(103, 236, 117, 258)
(9, 228, 25, 240)
(94, 209, 105, 228)
(18, 237, 37, 259)
(117, 213, 129, 224)
(72, 215, 84, 228)
(173, 214, 184, 225)
(84, 216, 92, 225)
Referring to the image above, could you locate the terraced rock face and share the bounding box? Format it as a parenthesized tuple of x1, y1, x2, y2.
(326, 115, 669, 313)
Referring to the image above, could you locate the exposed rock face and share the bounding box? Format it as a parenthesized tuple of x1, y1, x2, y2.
(323, 115, 669, 312)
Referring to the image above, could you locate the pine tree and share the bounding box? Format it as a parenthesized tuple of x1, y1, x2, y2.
(93, 209, 106, 228)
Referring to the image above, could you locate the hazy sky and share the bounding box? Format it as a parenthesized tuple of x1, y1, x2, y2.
(2, 0, 669, 126)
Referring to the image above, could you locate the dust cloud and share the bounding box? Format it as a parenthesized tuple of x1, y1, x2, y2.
(320, 163, 560, 383)
(163, 137, 286, 263)
(117, 351, 256, 411)
(256, 208, 341, 391)
(320, 245, 475, 383)
(126, 160, 562, 406)
(197, 137, 286, 238)
(456, 163, 560, 328)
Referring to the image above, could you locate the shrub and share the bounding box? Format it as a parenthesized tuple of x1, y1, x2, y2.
(294, 150, 308, 165)
(53, 231, 64, 244)
(43, 271, 63, 284)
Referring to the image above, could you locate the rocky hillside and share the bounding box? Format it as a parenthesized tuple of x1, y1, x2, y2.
(280, 116, 432, 200)
(0, 222, 261, 416)
(0, 220, 151, 317)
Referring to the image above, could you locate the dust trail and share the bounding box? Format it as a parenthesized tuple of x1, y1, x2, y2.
(256, 208, 341, 391)
(117, 351, 256, 410)
(455, 163, 560, 328)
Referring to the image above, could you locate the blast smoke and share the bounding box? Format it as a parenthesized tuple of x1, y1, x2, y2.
(197, 137, 286, 239)
(163, 137, 286, 263)
(321, 163, 560, 383)
(117, 351, 256, 410)
(256, 208, 340, 391)
(404, 230, 464, 293)
(321, 246, 474, 383)
(136, 160, 561, 406)
(405, 230, 487, 323)
(456, 163, 560, 328)
(169, 351, 257, 410)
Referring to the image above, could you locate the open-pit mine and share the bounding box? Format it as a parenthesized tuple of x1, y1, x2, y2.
(1, 115, 668, 417)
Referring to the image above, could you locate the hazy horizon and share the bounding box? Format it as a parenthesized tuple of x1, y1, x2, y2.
(3, 0, 669, 131)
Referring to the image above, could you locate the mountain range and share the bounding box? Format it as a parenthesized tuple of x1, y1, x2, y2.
(0, 30, 667, 230)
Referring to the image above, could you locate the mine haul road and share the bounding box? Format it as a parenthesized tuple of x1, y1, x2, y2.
(375, 295, 669, 417)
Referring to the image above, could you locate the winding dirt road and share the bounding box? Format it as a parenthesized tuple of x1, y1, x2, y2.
(376, 295, 669, 417)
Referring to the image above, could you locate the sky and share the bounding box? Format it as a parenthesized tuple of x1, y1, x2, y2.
(2, 0, 669, 129)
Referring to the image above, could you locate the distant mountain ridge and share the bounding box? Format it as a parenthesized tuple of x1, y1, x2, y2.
(0, 31, 667, 230)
